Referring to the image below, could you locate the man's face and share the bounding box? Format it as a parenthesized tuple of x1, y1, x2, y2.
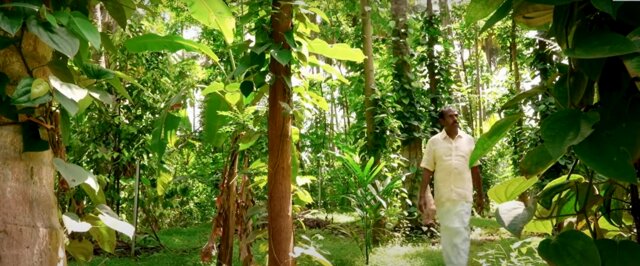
(440, 109, 459, 130)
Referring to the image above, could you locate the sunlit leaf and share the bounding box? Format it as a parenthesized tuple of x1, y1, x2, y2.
(469, 113, 522, 167)
(465, 0, 504, 24)
(480, 0, 512, 34)
(62, 212, 92, 233)
(96, 204, 134, 238)
(488, 176, 538, 204)
(53, 158, 99, 191)
(305, 38, 365, 62)
(203, 92, 232, 147)
(124, 33, 219, 62)
(85, 214, 116, 253)
(181, 0, 235, 45)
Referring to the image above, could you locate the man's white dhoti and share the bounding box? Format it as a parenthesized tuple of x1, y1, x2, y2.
(438, 201, 471, 266)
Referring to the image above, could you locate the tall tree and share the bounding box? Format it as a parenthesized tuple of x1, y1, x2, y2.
(0, 23, 65, 266)
(392, 0, 423, 223)
(360, 0, 378, 161)
(268, 0, 294, 265)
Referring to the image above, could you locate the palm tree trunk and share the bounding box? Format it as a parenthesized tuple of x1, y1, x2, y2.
(0, 30, 66, 265)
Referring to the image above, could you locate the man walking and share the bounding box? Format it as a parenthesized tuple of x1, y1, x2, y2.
(418, 106, 484, 266)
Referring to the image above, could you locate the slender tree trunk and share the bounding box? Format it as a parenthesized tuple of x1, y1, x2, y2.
(238, 156, 254, 266)
(268, 1, 294, 265)
(361, 0, 378, 161)
(393, 0, 423, 227)
(0, 30, 66, 265)
(509, 19, 524, 170)
(474, 29, 483, 136)
(218, 140, 239, 266)
(439, 0, 451, 36)
(426, 0, 438, 123)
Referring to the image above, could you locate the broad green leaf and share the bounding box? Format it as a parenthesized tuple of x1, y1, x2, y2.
(238, 132, 260, 151)
(101, 0, 135, 29)
(480, 0, 512, 34)
(30, 78, 50, 99)
(107, 78, 132, 101)
(465, 0, 504, 24)
(66, 239, 93, 261)
(495, 200, 535, 238)
(488, 176, 538, 204)
(294, 189, 314, 204)
(501, 85, 546, 111)
(519, 144, 562, 177)
(53, 158, 99, 191)
(292, 126, 300, 143)
(81, 182, 106, 205)
(80, 63, 115, 80)
(565, 29, 638, 59)
(591, 0, 622, 18)
(181, 0, 235, 45)
(150, 112, 182, 161)
(124, 33, 219, 62)
(240, 80, 254, 97)
(49, 75, 88, 102)
(85, 214, 116, 253)
(523, 219, 553, 234)
(62, 212, 91, 233)
(0, 10, 24, 36)
(595, 239, 640, 266)
(537, 230, 600, 266)
(26, 18, 79, 58)
(537, 179, 575, 210)
(96, 204, 134, 238)
(69, 11, 100, 48)
(203, 92, 231, 147)
(550, 75, 569, 108)
(307, 56, 349, 84)
(202, 81, 224, 96)
(513, 2, 553, 29)
(574, 124, 639, 183)
(100, 32, 117, 53)
(271, 48, 292, 65)
(225, 91, 241, 107)
(305, 38, 365, 62)
(306, 90, 329, 111)
(540, 110, 599, 158)
(88, 89, 114, 105)
(53, 91, 79, 115)
(469, 113, 522, 167)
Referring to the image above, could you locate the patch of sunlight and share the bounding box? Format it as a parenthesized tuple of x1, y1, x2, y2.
(303, 210, 359, 224)
(369, 243, 445, 266)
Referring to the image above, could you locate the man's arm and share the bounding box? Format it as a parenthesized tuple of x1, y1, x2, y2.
(471, 165, 484, 215)
(419, 168, 436, 224)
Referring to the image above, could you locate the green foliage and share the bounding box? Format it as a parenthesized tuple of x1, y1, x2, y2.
(124, 33, 220, 62)
(537, 230, 600, 266)
(488, 176, 538, 204)
(337, 151, 403, 264)
(469, 113, 522, 167)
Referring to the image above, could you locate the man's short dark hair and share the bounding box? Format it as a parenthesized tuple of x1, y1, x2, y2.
(438, 106, 456, 120)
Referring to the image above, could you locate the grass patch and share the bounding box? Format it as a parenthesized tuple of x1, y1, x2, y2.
(68, 215, 544, 266)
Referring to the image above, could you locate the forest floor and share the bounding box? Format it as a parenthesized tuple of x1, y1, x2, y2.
(69, 212, 546, 266)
